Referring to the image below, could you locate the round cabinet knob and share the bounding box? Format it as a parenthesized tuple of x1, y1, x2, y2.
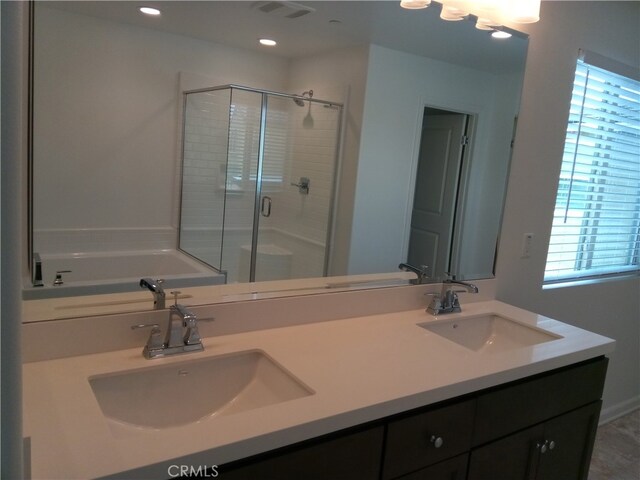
(537, 440, 548, 454)
(549, 440, 556, 450)
(430, 435, 444, 448)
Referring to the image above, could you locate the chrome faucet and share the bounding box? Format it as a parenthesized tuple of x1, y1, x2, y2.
(140, 277, 166, 310)
(398, 263, 429, 285)
(32, 252, 44, 287)
(427, 278, 478, 315)
(131, 292, 208, 359)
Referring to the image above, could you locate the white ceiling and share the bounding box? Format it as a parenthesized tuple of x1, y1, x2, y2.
(45, 1, 528, 73)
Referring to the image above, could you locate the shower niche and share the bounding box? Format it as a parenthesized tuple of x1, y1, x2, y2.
(178, 85, 343, 284)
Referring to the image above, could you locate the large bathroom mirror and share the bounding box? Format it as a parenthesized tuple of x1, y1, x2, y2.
(25, 1, 528, 320)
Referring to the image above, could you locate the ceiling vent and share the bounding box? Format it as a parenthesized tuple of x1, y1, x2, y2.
(252, 1, 315, 19)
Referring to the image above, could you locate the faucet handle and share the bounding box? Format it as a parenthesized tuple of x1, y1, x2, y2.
(170, 291, 181, 306)
(131, 323, 164, 355)
(183, 314, 215, 346)
(53, 270, 72, 286)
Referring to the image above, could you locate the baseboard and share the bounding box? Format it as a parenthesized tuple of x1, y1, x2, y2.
(599, 395, 640, 425)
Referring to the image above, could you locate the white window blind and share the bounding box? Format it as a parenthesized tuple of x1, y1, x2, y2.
(544, 57, 640, 283)
(226, 100, 288, 192)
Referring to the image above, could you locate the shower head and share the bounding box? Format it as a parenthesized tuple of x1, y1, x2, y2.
(293, 89, 313, 107)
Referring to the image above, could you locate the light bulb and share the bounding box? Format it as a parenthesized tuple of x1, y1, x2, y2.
(400, 0, 431, 9)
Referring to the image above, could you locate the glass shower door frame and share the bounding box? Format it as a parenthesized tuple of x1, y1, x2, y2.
(179, 84, 344, 283)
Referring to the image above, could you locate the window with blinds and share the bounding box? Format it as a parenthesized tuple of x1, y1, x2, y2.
(226, 101, 288, 192)
(544, 56, 640, 283)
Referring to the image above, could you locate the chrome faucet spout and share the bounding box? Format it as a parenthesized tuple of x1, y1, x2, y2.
(166, 304, 188, 348)
(139, 277, 166, 309)
(398, 263, 429, 285)
(443, 278, 479, 294)
(132, 300, 209, 359)
(426, 278, 479, 315)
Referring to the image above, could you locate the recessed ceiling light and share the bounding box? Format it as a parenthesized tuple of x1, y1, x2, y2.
(139, 6, 161, 16)
(259, 38, 277, 46)
(491, 30, 512, 39)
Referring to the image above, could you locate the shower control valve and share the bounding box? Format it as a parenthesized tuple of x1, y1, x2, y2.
(290, 176, 310, 195)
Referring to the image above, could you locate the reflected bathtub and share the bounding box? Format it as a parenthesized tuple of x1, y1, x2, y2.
(23, 249, 225, 300)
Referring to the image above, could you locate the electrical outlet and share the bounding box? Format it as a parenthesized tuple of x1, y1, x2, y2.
(521, 233, 534, 258)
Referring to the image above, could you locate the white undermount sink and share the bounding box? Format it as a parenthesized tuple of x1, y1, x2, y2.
(418, 314, 562, 353)
(89, 350, 313, 429)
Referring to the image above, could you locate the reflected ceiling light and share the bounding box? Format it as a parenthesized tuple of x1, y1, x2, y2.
(491, 30, 513, 39)
(259, 38, 277, 46)
(139, 6, 161, 16)
(401, 0, 541, 27)
(400, 0, 431, 9)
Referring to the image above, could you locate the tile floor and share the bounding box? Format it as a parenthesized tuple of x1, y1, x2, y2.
(589, 409, 640, 480)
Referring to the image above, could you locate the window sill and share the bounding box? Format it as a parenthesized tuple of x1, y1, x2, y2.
(543, 272, 640, 290)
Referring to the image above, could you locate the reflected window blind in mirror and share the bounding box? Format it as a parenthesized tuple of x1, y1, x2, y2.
(227, 102, 288, 192)
(544, 53, 640, 283)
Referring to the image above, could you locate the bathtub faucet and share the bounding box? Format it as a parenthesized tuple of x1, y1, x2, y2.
(139, 277, 166, 310)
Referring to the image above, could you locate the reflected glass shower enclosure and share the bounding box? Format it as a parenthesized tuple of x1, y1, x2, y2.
(178, 85, 343, 284)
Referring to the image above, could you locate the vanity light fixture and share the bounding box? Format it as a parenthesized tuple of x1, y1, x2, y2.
(400, 0, 541, 27)
(259, 38, 277, 46)
(475, 17, 501, 30)
(139, 6, 161, 16)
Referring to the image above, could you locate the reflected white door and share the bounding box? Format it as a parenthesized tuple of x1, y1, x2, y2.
(408, 113, 467, 279)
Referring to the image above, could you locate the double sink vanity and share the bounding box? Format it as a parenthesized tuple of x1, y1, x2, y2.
(22, 282, 614, 479)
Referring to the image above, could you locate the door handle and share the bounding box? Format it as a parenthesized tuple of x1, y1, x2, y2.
(261, 196, 272, 217)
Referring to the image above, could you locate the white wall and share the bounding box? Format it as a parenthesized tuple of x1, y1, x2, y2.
(33, 6, 289, 254)
(496, 1, 640, 420)
(287, 46, 370, 275)
(350, 44, 520, 276)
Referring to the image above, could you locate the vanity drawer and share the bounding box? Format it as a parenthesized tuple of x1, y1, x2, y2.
(395, 454, 468, 480)
(382, 399, 476, 479)
(473, 356, 608, 446)
(218, 425, 384, 480)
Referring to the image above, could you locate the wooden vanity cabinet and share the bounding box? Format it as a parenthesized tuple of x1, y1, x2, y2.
(382, 399, 475, 479)
(468, 401, 601, 480)
(393, 454, 469, 480)
(209, 357, 607, 480)
(217, 425, 385, 480)
(468, 356, 607, 480)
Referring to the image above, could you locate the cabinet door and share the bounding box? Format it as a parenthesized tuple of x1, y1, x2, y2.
(468, 424, 544, 480)
(383, 400, 475, 479)
(536, 401, 601, 480)
(469, 402, 602, 480)
(396, 454, 468, 480)
(474, 357, 607, 446)
(217, 426, 384, 480)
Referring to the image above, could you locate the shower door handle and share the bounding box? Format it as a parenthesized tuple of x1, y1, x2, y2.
(261, 196, 272, 217)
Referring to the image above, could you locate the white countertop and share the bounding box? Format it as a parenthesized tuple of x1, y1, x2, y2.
(23, 300, 615, 479)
